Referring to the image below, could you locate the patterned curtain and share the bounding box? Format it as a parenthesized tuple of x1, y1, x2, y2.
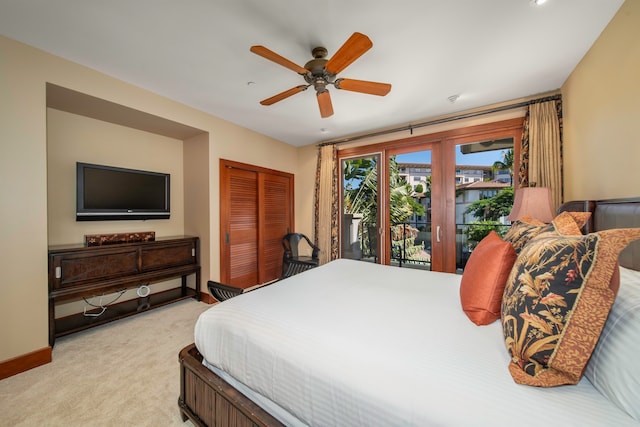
(517, 109, 531, 187)
(314, 144, 339, 264)
(516, 98, 563, 210)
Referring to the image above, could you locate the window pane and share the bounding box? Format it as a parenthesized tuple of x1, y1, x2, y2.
(392, 150, 432, 271)
(341, 155, 379, 263)
(456, 140, 514, 273)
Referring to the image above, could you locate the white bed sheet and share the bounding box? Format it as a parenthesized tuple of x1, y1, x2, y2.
(195, 259, 639, 426)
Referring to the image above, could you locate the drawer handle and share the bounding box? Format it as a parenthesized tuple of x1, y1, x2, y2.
(55, 266, 61, 279)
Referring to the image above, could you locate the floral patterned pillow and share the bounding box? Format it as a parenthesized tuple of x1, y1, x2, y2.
(503, 211, 588, 254)
(566, 211, 592, 230)
(501, 228, 640, 386)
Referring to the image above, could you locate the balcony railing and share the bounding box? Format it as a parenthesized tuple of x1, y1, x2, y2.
(359, 221, 510, 271)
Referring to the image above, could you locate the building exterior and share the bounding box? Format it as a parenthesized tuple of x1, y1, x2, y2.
(397, 162, 511, 226)
(455, 180, 511, 225)
(397, 162, 511, 269)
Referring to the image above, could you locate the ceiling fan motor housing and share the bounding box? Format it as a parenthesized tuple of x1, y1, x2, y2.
(304, 47, 335, 93)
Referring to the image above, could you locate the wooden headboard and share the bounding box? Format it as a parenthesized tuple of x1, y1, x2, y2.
(558, 197, 640, 271)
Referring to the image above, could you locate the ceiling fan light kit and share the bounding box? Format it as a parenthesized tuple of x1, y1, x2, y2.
(250, 32, 392, 118)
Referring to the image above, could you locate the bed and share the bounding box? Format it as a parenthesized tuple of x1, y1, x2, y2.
(178, 197, 640, 426)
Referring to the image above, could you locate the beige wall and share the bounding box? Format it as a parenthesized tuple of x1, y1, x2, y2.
(0, 35, 300, 362)
(562, 0, 640, 201)
(184, 132, 211, 291)
(1, 36, 50, 360)
(295, 144, 320, 238)
(46, 109, 186, 245)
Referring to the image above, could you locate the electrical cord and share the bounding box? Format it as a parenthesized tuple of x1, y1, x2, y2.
(83, 289, 127, 317)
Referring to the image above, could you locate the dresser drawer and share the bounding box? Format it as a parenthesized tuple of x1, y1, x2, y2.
(50, 248, 140, 290)
(141, 240, 196, 271)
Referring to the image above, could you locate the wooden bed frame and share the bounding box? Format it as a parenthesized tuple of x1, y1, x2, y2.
(178, 197, 640, 427)
(178, 344, 283, 427)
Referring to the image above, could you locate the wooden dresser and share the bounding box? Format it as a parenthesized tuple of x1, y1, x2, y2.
(48, 235, 200, 345)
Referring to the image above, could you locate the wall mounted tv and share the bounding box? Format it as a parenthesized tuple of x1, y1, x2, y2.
(76, 162, 170, 221)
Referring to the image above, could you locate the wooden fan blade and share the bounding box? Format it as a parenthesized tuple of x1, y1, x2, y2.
(250, 45, 309, 75)
(334, 78, 391, 96)
(325, 32, 373, 75)
(317, 90, 334, 118)
(260, 85, 308, 106)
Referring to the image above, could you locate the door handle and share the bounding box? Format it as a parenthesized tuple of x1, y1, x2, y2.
(436, 225, 441, 243)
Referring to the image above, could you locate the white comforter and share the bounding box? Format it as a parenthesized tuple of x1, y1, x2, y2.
(195, 259, 639, 426)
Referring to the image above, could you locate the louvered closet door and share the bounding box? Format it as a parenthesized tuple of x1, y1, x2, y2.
(259, 173, 292, 282)
(224, 167, 259, 286)
(220, 160, 294, 288)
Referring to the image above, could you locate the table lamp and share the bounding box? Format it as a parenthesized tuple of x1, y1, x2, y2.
(507, 186, 555, 223)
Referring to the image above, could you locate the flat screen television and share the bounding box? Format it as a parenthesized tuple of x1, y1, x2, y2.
(76, 162, 170, 221)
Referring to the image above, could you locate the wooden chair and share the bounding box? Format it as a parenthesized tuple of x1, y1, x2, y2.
(282, 233, 320, 279)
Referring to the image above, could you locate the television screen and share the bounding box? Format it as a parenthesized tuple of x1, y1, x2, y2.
(76, 162, 170, 221)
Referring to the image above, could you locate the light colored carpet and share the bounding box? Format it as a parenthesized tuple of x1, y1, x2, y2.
(0, 299, 212, 426)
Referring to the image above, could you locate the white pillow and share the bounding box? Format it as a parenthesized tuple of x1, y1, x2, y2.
(585, 265, 640, 421)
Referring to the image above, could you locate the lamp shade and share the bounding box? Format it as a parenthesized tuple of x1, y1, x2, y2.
(507, 187, 555, 223)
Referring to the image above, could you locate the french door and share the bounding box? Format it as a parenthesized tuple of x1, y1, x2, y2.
(450, 137, 517, 271)
(385, 145, 445, 271)
(338, 118, 523, 273)
(339, 144, 446, 271)
(341, 154, 382, 263)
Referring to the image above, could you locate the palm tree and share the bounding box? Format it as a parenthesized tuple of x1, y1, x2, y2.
(343, 156, 424, 226)
(492, 149, 514, 185)
(343, 158, 378, 226)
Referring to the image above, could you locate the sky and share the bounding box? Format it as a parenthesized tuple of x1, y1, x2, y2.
(396, 147, 507, 166)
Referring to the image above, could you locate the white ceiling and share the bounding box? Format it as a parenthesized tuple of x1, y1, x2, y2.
(0, 0, 624, 147)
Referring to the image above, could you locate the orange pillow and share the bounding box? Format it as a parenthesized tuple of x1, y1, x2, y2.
(460, 231, 517, 325)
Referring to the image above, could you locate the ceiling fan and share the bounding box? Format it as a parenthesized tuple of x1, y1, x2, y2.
(250, 32, 391, 118)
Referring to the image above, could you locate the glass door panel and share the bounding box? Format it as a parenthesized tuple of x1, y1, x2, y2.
(454, 139, 514, 272)
(390, 149, 434, 271)
(341, 154, 381, 263)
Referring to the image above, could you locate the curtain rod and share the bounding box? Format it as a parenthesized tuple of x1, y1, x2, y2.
(319, 93, 561, 147)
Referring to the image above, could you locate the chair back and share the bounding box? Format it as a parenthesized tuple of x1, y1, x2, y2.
(207, 281, 244, 302)
(281, 233, 320, 278)
(282, 233, 319, 260)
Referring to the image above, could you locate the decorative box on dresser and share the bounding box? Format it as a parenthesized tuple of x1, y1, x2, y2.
(48, 235, 200, 346)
